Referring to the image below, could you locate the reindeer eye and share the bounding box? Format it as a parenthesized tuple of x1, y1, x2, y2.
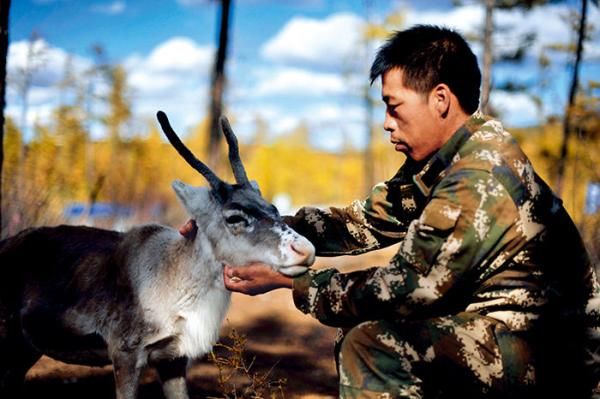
(225, 214, 248, 226)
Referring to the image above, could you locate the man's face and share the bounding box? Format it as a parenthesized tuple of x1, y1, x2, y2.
(381, 68, 443, 162)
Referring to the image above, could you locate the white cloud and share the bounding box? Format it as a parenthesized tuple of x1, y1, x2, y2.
(405, 4, 483, 34)
(261, 13, 367, 70)
(90, 1, 126, 15)
(8, 38, 91, 87)
(123, 37, 214, 99)
(6, 37, 215, 139)
(232, 101, 367, 151)
(490, 91, 540, 126)
(130, 37, 214, 74)
(302, 103, 367, 150)
(123, 37, 215, 133)
(231, 104, 298, 137)
(5, 100, 55, 132)
(6, 39, 93, 136)
(404, 3, 600, 63)
(252, 67, 347, 97)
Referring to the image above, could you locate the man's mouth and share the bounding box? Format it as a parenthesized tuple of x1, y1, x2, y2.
(392, 141, 409, 152)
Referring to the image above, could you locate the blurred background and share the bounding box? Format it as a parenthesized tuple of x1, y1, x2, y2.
(1, 0, 599, 252)
(1, 1, 599, 397)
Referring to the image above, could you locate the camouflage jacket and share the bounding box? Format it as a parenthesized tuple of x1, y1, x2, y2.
(286, 113, 600, 334)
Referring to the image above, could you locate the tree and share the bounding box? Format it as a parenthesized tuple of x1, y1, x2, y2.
(455, 0, 546, 114)
(106, 65, 131, 143)
(103, 64, 132, 205)
(361, 7, 404, 193)
(480, 0, 494, 113)
(363, 0, 376, 194)
(207, 0, 233, 170)
(83, 44, 110, 208)
(555, 0, 597, 196)
(0, 0, 10, 237)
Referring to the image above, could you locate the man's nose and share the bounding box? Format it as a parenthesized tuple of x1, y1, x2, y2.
(383, 112, 395, 133)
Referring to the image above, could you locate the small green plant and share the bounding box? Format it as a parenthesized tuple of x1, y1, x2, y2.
(208, 328, 287, 399)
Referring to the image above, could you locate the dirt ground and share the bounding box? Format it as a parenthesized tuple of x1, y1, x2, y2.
(22, 246, 398, 399)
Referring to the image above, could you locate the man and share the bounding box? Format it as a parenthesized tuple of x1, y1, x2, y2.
(221, 25, 600, 398)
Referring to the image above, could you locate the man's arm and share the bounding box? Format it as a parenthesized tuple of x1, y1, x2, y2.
(284, 180, 413, 256)
(287, 169, 524, 327)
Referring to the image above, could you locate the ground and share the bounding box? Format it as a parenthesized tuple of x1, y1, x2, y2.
(22, 246, 398, 399)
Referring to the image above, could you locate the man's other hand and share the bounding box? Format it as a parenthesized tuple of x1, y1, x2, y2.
(223, 263, 294, 296)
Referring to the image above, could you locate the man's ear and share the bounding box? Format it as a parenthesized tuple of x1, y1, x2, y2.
(431, 83, 451, 118)
(172, 180, 211, 216)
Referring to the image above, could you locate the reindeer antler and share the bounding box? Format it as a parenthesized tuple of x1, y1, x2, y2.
(156, 111, 223, 190)
(219, 116, 249, 185)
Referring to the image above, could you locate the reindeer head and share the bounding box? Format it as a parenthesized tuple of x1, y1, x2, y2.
(156, 111, 315, 276)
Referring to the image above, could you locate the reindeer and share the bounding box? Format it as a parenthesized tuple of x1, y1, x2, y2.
(0, 111, 315, 399)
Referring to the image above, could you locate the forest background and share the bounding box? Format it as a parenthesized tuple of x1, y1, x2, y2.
(1, 0, 599, 263)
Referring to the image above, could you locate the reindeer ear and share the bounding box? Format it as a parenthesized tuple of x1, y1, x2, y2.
(172, 180, 211, 215)
(249, 180, 261, 194)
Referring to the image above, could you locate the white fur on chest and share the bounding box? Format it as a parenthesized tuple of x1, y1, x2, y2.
(139, 273, 232, 359)
(176, 287, 231, 357)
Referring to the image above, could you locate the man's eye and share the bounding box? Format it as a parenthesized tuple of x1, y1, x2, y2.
(226, 215, 248, 225)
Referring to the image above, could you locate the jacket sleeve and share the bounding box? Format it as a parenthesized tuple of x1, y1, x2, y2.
(283, 182, 411, 256)
(292, 168, 522, 327)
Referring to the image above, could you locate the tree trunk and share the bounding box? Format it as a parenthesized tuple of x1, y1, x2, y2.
(0, 0, 11, 238)
(555, 0, 588, 197)
(364, 86, 375, 194)
(363, 0, 375, 194)
(481, 0, 494, 114)
(207, 0, 232, 170)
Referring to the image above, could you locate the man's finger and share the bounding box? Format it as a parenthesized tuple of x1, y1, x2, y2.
(179, 219, 198, 239)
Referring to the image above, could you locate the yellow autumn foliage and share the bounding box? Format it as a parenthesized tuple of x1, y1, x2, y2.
(1, 88, 598, 260)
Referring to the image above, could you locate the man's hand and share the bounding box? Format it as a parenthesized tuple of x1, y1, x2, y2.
(223, 263, 294, 296)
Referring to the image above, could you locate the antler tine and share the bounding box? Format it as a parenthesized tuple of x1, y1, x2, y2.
(156, 111, 223, 189)
(219, 116, 250, 185)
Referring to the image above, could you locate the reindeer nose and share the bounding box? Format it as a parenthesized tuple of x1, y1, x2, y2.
(291, 239, 316, 266)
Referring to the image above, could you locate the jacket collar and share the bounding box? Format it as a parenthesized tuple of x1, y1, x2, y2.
(412, 113, 485, 197)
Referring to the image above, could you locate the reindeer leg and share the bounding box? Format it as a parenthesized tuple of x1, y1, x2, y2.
(156, 356, 190, 399)
(0, 343, 41, 397)
(111, 350, 143, 399)
(0, 315, 41, 396)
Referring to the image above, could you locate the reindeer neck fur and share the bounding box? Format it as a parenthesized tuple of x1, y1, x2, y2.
(125, 193, 232, 359)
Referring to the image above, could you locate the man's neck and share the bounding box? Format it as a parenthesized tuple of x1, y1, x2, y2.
(441, 111, 470, 145)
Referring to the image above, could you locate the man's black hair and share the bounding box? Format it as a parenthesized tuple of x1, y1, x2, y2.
(370, 25, 481, 114)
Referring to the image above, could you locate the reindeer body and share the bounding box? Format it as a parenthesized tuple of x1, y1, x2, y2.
(3, 222, 229, 364)
(0, 113, 315, 399)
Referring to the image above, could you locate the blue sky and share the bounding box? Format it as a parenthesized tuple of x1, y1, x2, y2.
(7, 0, 600, 150)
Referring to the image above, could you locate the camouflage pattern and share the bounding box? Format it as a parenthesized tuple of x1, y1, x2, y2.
(284, 113, 600, 397)
(334, 314, 534, 398)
